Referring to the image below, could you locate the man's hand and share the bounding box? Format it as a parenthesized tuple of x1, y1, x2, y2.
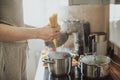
(0, 24, 60, 41)
(35, 25, 60, 41)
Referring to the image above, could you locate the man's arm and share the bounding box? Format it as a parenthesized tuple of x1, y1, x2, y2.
(0, 24, 60, 42)
(0, 24, 38, 41)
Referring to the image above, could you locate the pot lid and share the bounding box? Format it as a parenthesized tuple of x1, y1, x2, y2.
(48, 51, 71, 59)
(45, 33, 68, 48)
(80, 55, 111, 66)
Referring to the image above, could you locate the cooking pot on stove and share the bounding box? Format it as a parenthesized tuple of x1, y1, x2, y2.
(80, 55, 111, 78)
(44, 51, 72, 76)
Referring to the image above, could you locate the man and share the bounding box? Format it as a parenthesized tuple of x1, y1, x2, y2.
(0, 0, 60, 80)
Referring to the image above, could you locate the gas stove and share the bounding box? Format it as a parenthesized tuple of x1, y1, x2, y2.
(48, 74, 114, 80)
(44, 67, 114, 80)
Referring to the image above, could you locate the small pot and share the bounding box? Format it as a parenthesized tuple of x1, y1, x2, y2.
(45, 51, 72, 76)
(80, 55, 111, 78)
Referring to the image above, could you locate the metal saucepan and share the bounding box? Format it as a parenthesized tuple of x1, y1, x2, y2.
(44, 51, 72, 76)
(80, 55, 111, 78)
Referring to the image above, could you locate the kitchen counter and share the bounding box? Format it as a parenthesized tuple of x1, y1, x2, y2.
(35, 55, 120, 80)
(110, 55, 120, 80)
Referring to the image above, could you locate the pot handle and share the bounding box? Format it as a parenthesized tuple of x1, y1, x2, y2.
(42, 58, 54, 64)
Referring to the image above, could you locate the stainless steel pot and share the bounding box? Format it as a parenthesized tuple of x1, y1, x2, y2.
(45, 51, 72, 76)
(80, 55, 111, 78)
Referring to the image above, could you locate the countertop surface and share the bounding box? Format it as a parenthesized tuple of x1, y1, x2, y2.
(35, 55, 120, 80)
(110, 55, 120, 80)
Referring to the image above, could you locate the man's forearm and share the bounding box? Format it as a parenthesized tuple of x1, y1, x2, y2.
(0, 23, 60, 42)
(0, 24, 38, 41)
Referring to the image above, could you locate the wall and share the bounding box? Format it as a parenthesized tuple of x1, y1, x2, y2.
(59, 5, 108, 32)
(23, 0, 47, 80)
(104, 5, 109, 37)
(58, 4, 109, 48)
(109, 4, 120, 57)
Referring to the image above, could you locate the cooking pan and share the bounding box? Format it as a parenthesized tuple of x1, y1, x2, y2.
(80, 55, 111, 78)
(43, 51, 72, 76)
(45, 32, 69, 48)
